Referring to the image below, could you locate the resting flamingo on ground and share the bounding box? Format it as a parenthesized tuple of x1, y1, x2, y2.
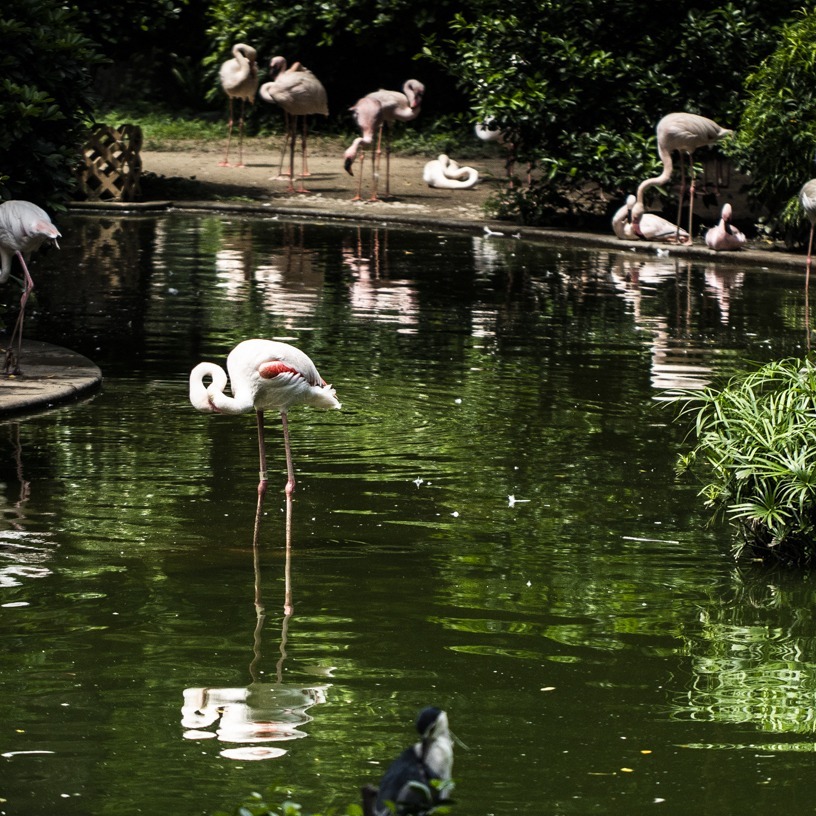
(260, 57, 328, 193)
(0, 200, 61, 375)
(630, 200, 691, 244)
(705, 203, 746, 251)
(422, 154, 479, 189)
(636, 112, 732, 243)
(343, 79, 425, 201)
(189, 339, 341, 496)
(219, 43, 259, 168)
(611, 195, 636, 239)
(612, 195, 689, 243)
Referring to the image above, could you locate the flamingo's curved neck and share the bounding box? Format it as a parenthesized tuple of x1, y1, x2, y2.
(636, 144, 674, 206)
(190, 362, 253, 415)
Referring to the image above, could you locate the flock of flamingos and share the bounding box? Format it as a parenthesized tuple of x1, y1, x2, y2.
(4, 46, 816, 494)
(218, 42, 426, 201)
(7, 41, 816, 816)
(215, 42, 816, 261)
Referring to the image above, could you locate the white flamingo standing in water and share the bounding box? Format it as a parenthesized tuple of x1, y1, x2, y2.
(705, 203, 746, 251)
(800, 179, 816, 285)
(259, 57, 328, 192)
(219, 43, 259, 167)
(0, 200, 60, 375)
(189, 339, 340, 496)
(800, 180, 816, 349)
(636, 112, 732, 243)
(344, 79, 425, 201)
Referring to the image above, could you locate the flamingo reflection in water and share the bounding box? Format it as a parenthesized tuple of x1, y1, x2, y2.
(181, 495, 331, 761)
(343, 229, 420, 331)
(608, 256, 742, 397)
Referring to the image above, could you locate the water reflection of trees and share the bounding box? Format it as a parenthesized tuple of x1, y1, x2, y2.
(671, 569, 816, 737)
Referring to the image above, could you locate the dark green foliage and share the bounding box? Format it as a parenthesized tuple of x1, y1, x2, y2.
(71, 0, 209, 110)
(203, 0, 463, 131)
(422, 1, 800, 225)
(0, 1, 100, 208)
(213, 788, 364, 816)
(732, 9, 816, 243)
(675, 358, 816, 566)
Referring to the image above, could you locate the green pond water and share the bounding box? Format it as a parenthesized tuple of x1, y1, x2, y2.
(2, 212, 816, 816)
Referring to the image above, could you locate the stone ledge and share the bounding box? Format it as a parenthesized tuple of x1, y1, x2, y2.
(0, 339, 103, 418)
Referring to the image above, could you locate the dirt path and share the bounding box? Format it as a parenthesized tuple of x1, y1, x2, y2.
(139, 138, 508, 223)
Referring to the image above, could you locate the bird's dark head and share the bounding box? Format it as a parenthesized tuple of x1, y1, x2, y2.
(415, 707, 445, 737)
(405, 80, 425, 109)
(269, 55, 286, 79)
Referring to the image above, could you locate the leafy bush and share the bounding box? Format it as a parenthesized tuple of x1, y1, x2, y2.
(422, 1, 799, 225)
(675, 358, 816, 566)
(0, 1, 100, 208)
(732, 9, 816, 243)
(213, 789, 363, 816)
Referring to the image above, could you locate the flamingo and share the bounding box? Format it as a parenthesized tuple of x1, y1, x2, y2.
(343, 79, 425, 201)
(611, 194, 636, 239)
(705, 203, 746, 251)
(636, 112, 732, 243)
(189, 339, 340, 496)
(630, 199, 691, 244)
(370, 707, 454, 816)
(801, 180, 816, 290)
(0, 200, 60, 375)
(422, 154, 479, 189)
(612, 195, 690, 243)
(259, 57, 328, 193)
(219, 43, 259, 168)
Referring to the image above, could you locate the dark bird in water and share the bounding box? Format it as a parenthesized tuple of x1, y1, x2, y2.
(363, 706, 454, 816)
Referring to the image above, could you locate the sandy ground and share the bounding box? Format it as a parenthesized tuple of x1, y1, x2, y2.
(105, 137, 806, 272)
(138, 138, 508, 223)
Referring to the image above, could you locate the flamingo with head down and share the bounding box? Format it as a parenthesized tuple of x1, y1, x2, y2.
(189, 339, 340, 496)
(637, 112, 732, 243)
(0, 200, 61, 375)
(344, 79, 425, 201)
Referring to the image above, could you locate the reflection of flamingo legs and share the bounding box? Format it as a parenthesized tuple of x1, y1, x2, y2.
(250, 489, 293, 687)
(250, 488, 266, 683)
(279, 495, 294, 678)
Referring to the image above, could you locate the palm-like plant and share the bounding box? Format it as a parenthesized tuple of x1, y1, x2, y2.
(676, 357, 816, 565)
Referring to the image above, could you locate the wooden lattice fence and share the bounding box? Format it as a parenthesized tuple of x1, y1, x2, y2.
(78, 124, 142, 201)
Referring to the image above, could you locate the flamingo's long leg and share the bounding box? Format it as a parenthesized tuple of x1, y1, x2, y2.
(4, 252, 33, 375)
(220, 98, 235, 166)
(281, 411, 296, 496)
(256, 409, 268, 496)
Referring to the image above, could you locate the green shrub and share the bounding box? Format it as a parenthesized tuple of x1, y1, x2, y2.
(0, 1, 100, 208)
(675, 357, 816, 566)
(733, 9, 816, 243)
